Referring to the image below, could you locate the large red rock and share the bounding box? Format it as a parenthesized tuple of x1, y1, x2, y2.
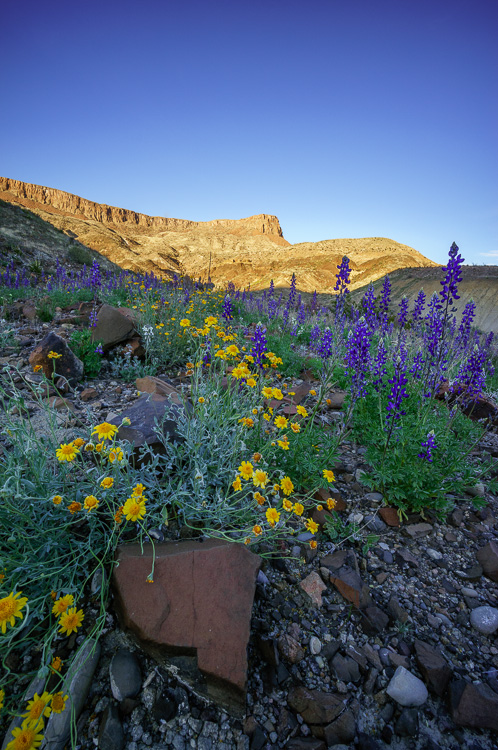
(113, 540, 261, 713)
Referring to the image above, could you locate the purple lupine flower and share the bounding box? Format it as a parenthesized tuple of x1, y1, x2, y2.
(410, 351, 425, 380)
(456, 345, 487, 399)
(386, 355, 409, 422)
(345, 317, 372, 398)
(361, 283, 377, 331)
(418, 431, 436, 462)
(378, 275, 391, 330)
(250, 323, 267, 368)
(317, 327, 334, 359)
(297, 303, 306, 326)
(90, 261, 102, 289)
(309, 324, 321, 349)
(310, 290, 318, 314)
(282, 305, 290, 329)
(89, 309, 98, 328)
(267, 298, 278, 320)
(202, 337, 212, 368)
(288, 273, 297, 309)
(222, 294, 233, 322)
(424, 293, 444, 359)
(457, 300, 476, 349)
(439, 242, 464, 308)
(371, 339, 388, 391)
(268, 279, 275, 297)
(412, 289, 426, 325)
(398, 296, 409, 329)
(94, 344, 104, 355)
(334, 256, 351, 294)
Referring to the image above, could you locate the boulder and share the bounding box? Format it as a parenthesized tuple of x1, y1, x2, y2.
(91, 304, 136, 351)
(136, 376, 183, 404)
(29, 331, 83, 385)
(110, 393, 184, 460)
(113, 539, 261, 715)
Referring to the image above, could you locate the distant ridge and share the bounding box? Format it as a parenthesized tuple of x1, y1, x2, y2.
(0, 176, 438, 291)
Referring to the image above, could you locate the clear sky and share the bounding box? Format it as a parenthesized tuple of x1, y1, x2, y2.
(1, 0, 497, 265)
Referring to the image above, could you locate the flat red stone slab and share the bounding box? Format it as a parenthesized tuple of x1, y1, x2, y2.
(113, 539, 261, 708)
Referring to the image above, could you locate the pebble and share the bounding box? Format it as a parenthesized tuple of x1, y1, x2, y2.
(470, 606, 498, 635)
(309, 636, 322, 654)
(110, 650, 142, 701)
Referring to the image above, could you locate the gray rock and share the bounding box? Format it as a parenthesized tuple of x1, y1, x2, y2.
(99, 704, 124, 750)
(323, 709, 356, 746)
(470, 606, 498, 635)
(309, 636, 322, 655)
(43, 639, 101, 750)
(386, 666, 428, 707)
(395, 707, 419, 736)
(110, 649, 142, 701)
(365, 492, 384, 504)
(365, 514, 387, 533)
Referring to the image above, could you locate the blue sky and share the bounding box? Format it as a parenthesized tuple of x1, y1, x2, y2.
(1, 0, 497, 265)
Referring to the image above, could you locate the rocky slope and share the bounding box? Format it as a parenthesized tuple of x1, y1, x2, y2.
(351, 267, 498, 335)
(0, 177, 437, 290)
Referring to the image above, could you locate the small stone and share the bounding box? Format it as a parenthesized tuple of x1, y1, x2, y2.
(470, 606, 498, 635)
(81, 387, 98, 401)
(403, 523, 433, 539)
(309, 637, 322, 655)
(299, 571, 327, 608)
(378, 507, 400, 527)
(465, 482, 485, 497)
(278, 634, 305, 664)
(365, 492, 384, 504)
(109, 650, 142, 701)
(287, 686, 347, 725)
(386, 666, 428, 707)
(331, 653, 361, 683)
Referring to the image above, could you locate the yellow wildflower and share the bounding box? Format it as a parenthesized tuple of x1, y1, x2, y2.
(50, 657, 63, 672)
(253, 525, 263, 536)
(56, 443, 79, 462)
(68, 501, 81, 514)
(296, 405, 308, 417)
(327, 498, 337, 510)
(83, 495, 99, 512)
(293, 502, 304, 516)
(58, 607, 84, 635)
(309, 389, 317, 396)
(22, 691, 52, 721)
(274, 415, 288, 429)
(100, 477, 114, 489)
(52, 495, 63, 505)
(238, 461, 254, 480)
(52, 594, 74, 617)
(123, 496, 146, 522)
(253, 470, 269, 488)
(232, 476, 242, 492)
(109, 447, 124, 463)
(92, 422, 118, 441)
(179, 319, 191, 327)
(198, 397, 205, 404)
(72, 438, 85, 448)
(51, 692, 68, 714)
(280, 476, 294, 496)
(47, 351, 62, 359)
(323, 469, 336, 483)
(290, 422, 301, 433)
(266, 507, 280, 527)
(132, 483, 146, 496)
(246, 378, 257, 388)
(306, 518, 319, 534)
(0, 591, 28, 633)
(271, 388, 283, 400)
(254, 492, 266, 506)
(33, 364, 43, 373)
(205, 316, 218, 326)
(6, 718, 45, 750)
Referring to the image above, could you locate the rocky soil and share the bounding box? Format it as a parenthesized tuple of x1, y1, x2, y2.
(1, 306, 498, 750)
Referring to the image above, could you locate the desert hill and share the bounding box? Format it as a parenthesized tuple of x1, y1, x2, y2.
(352, 266, 498, 335)
(0, 177, 437, 292)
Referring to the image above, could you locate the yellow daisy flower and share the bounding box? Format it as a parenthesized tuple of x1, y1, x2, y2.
(58, 607, 84, 635)
(91, 422, 118, 441)
(266, 507, 280, 527)
(123, 496, 146, 522)
(56, 443, 79, 462)
(0, 591, 28, 633)
(238, 461, 254, 480)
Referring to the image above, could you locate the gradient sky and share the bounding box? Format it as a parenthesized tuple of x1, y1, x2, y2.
(1, 0, 497, 265)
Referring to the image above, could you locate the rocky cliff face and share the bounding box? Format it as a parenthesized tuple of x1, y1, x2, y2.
(0, 177, 438, 292)
(0, 177, 285, 238)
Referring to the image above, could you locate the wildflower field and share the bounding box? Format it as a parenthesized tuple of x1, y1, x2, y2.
(0, 243, 497, 747)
